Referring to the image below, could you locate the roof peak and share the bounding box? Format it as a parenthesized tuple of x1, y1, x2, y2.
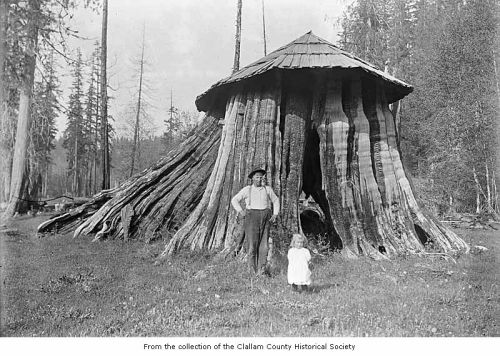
(273, 31, 340, 52)
(293, 30, 324, 41)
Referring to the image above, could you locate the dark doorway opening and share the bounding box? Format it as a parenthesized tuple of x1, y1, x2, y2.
(300, 205, 326, 236)
(301, 126, 343, 250)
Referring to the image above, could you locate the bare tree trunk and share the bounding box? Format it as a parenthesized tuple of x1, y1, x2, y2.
(3, 0, 39, 218)
(486, 163, 491, 209)
(43, 168, 48, 197)
(86, 156, 92, 196)
(129, 27, 145, 178)
(472, 168, 482, 214)
(261, 0, 267, 56)
(493, 54, 500, 114)
(493, 171, 498, 213)
(94, 62, 100, 195)
(232, 0, 242, 73)
(0, 0, 9, 204)
(493, 52, 500, 214)
(73, 134, 79, 195)
(100, 0, 110, 190)
(472, 166, 498, 217)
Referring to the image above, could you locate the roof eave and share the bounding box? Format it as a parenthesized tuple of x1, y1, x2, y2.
(195, 67, 413, 112)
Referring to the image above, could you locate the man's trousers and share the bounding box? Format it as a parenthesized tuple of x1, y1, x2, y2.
(244, 208, 271, 273)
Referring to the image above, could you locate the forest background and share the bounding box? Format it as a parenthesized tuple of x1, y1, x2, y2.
(0, 0, 498, 219)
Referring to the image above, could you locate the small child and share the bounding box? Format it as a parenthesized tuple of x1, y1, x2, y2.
(287, 233, 312, 292)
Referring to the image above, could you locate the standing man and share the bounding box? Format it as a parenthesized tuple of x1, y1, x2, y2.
(231, 167, 279, 275)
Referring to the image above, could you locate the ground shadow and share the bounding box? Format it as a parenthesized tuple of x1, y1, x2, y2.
(303, 283, 340, 294)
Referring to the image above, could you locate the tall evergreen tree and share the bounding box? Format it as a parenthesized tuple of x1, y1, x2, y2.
(162, 90, 181, 151)
(28, 49, 59, 200)
(84, 41, 102, 195)
(1, 0, 82, 216)
(63, 48, 87, 197)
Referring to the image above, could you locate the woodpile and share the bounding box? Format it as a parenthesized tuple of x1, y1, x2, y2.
(441, 213, 499, 230)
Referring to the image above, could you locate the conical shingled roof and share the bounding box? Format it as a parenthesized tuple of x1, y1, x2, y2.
(195, 31, 413, 111)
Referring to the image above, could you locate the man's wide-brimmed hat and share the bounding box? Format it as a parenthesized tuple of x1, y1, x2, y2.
(248, 167, 266, 179)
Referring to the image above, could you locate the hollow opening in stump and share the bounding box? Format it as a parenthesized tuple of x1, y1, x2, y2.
(300, 207, 325, 236)
(301, 123, 343, 251)
(299, 195, 343, 251)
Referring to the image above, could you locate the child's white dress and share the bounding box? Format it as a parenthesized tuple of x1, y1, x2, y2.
(287, 247, 312, 285)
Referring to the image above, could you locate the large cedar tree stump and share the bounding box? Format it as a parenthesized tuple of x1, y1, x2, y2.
(38, 32, 468, 259)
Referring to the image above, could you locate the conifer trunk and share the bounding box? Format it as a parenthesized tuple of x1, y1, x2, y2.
(3, 0, 39, 217)
(0, 0, 9, 204)
(233, 0, 242, 73)
(100, 0, 110, 190)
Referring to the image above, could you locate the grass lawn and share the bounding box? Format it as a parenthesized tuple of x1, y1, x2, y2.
(0, 214, 498, 337)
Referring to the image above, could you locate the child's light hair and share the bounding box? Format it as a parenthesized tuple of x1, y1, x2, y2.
(290, 233, 307, 248)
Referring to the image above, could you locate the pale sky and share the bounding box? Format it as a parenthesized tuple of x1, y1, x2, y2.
(59, 0, 351, 136)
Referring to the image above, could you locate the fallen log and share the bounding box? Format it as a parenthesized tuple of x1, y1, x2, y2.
(37, 190, 115, 235)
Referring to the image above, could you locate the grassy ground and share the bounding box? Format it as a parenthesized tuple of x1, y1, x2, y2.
(0, 214, 498, 337)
